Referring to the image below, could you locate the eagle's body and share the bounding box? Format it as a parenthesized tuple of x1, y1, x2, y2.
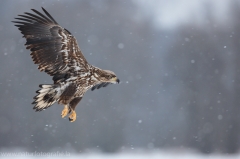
(13, 7, 119, 122)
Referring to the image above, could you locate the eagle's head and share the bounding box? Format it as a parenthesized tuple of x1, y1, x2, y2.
(100, 70, 120, 84)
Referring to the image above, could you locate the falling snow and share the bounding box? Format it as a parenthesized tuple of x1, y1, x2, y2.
(118, 43, 124, 49)
(1, 0, 240, 157)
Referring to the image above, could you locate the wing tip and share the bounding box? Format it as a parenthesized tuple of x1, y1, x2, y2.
(41, 7, 46, 11)
(40, 7, 58, 24)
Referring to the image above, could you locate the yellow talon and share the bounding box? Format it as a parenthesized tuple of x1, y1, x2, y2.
(61, 105, 69, 118)
(69, 110, 77, 122)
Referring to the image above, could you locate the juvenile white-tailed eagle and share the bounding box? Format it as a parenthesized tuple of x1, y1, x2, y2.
(13, 7, 120, 122)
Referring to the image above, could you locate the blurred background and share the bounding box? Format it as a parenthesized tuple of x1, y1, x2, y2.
(1, 0, 240, 157)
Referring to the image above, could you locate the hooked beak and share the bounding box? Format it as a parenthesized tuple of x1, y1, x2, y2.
(110, 77, 120, 84)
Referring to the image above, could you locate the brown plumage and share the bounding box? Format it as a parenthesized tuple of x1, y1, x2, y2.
(13, 7, 120, 122)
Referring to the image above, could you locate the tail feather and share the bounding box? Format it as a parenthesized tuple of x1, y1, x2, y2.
(33, 84, 60, 111)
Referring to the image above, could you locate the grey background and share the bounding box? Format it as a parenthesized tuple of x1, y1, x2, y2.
(1, 0, 240, 154)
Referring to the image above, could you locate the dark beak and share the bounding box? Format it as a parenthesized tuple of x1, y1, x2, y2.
(116, 78, 120, 83)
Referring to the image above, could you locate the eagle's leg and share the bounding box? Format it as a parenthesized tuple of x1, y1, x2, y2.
(61, 105, 69, 118)
(69, 109, 77, 122)
(68, 97, 82, 122)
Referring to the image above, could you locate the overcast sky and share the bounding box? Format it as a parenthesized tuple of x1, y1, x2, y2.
(133, 0, 235, 29)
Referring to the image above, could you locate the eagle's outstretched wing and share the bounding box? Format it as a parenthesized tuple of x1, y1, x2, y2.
(12, 7, 88, 76)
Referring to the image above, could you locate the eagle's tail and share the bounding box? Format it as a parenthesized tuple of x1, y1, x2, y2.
(32, 84, 60, 111)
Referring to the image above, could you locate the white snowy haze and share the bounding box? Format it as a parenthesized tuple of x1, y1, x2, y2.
(133, 0, 233, 29)
(1, 0, 240, 158)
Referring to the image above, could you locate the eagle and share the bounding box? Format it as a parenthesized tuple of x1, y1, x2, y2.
(13, 7, 120, 122)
